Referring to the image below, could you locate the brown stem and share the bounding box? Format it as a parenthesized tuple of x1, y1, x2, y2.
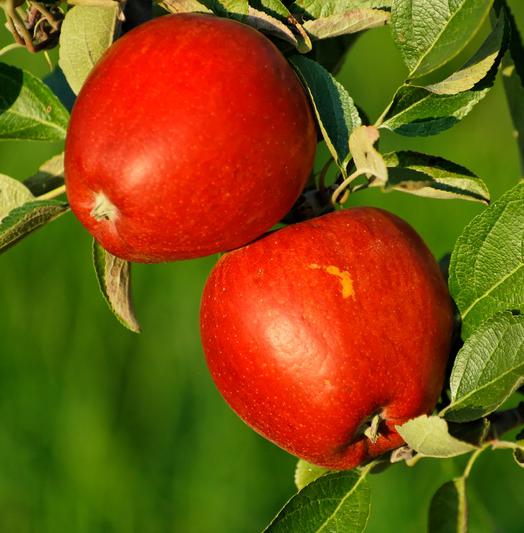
(31, 2, 60, 31)
(4, 1, 37, 53)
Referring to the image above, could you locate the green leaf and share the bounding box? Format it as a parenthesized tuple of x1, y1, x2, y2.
(425, 11, 508, 95)
(0, 63, 69, 141)
(199, 0, 249, 17)
(379, 81, 492, 136)
(294, 460, 329, 490)
(349, 125, 388, 186)
(93, 240, 141, 333)
(396, 415, 477, 457)
(381, 151, 490, 203)
(265, 470, 371, 533)
(390, 0, 494, 79)
(59, 5, 122, 95)
(0, 174, 34, 221)
(23, 153, 65, 197)
(244, 8, 310, 52)
(448, 183, 524, 337)
(290, 55, 361, 171)
(160, 0, 213, 13)
(291, 0, 392, 19)
(0, 200, 69, 254)
(499, 2, 524, 174)
(303, 9, 389, 40)
(250, 0, 291, 20)
(428, 478, 468, 533)
(442, 312, 524, 423)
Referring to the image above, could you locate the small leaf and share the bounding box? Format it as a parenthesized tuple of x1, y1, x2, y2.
(442, 312, 524, 423)
(0, 174, 34, 221)
(379, 82, 492, 137)
(425, 11, 508, 95)
(294, 460, 329, 490)
(93, 240, 141, 333)
(381, 151, 489, 203)
(265, 470, 371, 533)
(250, 0, 291, 20)
(59, 5, 122, 95)
(0, 200, 69, 254)
(159, 0, 213, 13)
(0, 63, 69, 141)
(291, 0, 392, 19)
(428, 478, 468, 533)
(396, 415, 477, 458)
(390, 0, 494, 79)
(349, 125, 388, 186)
(290, 55, 361, 171)
(24, 153, 65, 197)
(448, 182, 524, 337)
(244, 8, 309, 52)
(199, 0, 249, 17)
(303, 9, 389, 40)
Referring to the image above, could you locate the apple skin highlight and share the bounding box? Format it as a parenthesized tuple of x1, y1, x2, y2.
(64, 14, 316, 263)
(200, 208, 454, 469)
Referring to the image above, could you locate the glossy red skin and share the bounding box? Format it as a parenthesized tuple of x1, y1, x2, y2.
(64, 14, 316, 263)
(200, 208, 453, 469)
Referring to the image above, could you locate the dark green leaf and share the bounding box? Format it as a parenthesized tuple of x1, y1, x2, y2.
(396, 415, 477, 458)
(290, 55, 361, 170)
(265, 470, 371, 533)
(443, 312, 524, 423)
(379, 81, 492, 137)
(448, 182, 524, 337)
(59, 5, 122, 95)
(93, 240, 141, 333)
(303, 9, 389, 40)
(0, 63, 69, 141)
(499, 1, 524, 173)
(0, 200, 69, 254)
(381, 151, 489, 203)
(291, 0, 392, 19)
(428, 478, 468, 533)
(390, 0, 494, 79)
(294, 460, 329, 490)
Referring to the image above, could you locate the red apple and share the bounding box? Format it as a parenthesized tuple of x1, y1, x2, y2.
(200, 208, 453, 469)
(64, 14, 316, 263)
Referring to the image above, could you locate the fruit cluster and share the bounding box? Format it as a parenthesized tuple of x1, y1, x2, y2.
(64, 14, 453, 469)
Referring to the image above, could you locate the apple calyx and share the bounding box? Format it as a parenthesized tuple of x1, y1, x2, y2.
(362, 413, 384, 444)
(90, 192, 118, 222)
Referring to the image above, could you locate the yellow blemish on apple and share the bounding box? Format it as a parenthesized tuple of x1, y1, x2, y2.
(308, 264, 355, 299)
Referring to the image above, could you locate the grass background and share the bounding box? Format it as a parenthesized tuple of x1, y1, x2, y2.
(1, 4, 523, 532)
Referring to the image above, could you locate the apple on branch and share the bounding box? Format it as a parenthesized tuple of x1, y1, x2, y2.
(200, 208, 454, 469)
(64, 14, 316, 263)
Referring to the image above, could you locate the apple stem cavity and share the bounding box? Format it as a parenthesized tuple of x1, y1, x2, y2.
(91, 192, 119, 223)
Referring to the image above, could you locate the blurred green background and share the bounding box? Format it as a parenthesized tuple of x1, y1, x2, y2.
(1, 4, 523, 533)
